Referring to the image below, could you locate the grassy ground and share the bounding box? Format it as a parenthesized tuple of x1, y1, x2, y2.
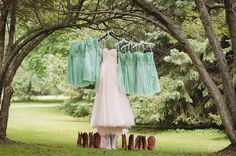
(0, 102, 231, 156)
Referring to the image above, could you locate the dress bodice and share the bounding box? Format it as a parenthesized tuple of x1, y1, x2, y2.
(70, 37, 99, 57)
(70, 42, 85, 56)
(102, 49, 117, 64)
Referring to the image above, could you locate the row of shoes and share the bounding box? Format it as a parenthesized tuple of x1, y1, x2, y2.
(77, 132, 101, 148)
(122, 134, 156, 151)
(76, 131, 156, 151)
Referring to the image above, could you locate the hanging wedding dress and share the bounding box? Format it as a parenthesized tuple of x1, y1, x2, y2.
(90, 48, 135, 149)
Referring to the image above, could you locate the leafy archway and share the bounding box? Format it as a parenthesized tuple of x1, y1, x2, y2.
(0, 0, 236, 153)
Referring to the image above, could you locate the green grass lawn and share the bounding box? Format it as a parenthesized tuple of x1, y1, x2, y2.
(0, 102, 231, 156)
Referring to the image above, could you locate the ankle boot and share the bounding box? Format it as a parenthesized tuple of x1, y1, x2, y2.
(147, 136, 156, 151)
(134, 135, 139, 150)
(122, 134, 127, 149)
(142, 136, 147, 150)
(93, 132, 101, 148)
(128, 134, 134, 150)
(82, 132, 88, 147)
(77, 131, 82, 148)
(89, 132, 94, 148)
(139, 136, 143, 150)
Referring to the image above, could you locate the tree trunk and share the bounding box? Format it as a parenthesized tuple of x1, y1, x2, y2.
(217, 143, 236, 154)
(6, 0, 17, 57)
(224, 0, 236, 65)
(0, 1, 9, 68)
(132, 0, 236, 143)
(195, 0, 236, 125)
(0, 85, 14, 143)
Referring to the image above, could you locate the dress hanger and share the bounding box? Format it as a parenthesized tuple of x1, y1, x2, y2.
(115, 38, 129, 48)
(120, 41, 135, 52)
(115, 38, 129, 53)
(98, 30, 119, 41)
(132, 40, 155, 52)
(132, 41, 142, 51)
(142, 41, 154, 52)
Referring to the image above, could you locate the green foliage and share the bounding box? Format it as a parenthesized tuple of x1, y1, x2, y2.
(59, 88, 95, 118)
(129, 44, 219, 127)
(13, 53, 67, 96)
(208, 113, 222, 126)
(164, 49, 192, 65)
(12, 66, 36, 98)
(60, 101, 93, 118)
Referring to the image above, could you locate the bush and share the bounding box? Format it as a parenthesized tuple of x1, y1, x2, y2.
(60, 100, 93, 118)
(60, 88, 95, 118)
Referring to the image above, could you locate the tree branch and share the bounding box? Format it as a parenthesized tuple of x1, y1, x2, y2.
(224, 0, 236, 65)
(33, 8, 43, 25)
(195, 0, 236, 128)
(66, 0, 73, 10)
(0, 1, 10, 68)
(6, 0, 17, 57)
(67, 10, 170, 33)
(92, 0, 101, 22)
(205, 3, 225, 11)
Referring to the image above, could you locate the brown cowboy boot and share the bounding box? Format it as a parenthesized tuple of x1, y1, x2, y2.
(139, 136, 143, 150)
(77, 131, 82, 148)
(147, 136, 156, 151)
(89, 132, 94, 148)
(93, 132, 101, 148)
(82, 132, 88, 147)
(142, 136, 147, 150)
(134, 135, 139, 150)
(122, 134, 127, 149)
(128, 134, 134, 150)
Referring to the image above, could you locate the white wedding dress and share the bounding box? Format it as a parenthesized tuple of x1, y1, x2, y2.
(90, 48, 135, 148)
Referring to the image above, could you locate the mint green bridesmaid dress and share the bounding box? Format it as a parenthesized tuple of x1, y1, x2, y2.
(136, 52, 161, 95)
(117, 52, 127, 93)
(125, 52, 137, 94)
(66, 37, 102, 90)
(118, 51, 161, 95)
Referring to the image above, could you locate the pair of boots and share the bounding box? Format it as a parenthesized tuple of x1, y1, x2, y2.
(134, 135, 147, 150)
(77, 131, 101, 148)
(101, 133, 118, 149)
(122, 134, 156, 151)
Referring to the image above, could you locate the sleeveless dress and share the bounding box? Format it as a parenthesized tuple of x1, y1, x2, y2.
(136, 52, 161, 95)
(66, 37, 101, 90)
(118, 51, 161, 95)
(90, 48, 135, 135)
